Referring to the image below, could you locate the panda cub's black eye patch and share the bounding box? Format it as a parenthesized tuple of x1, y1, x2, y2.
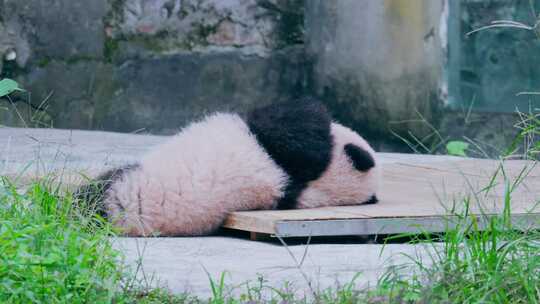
(344, 143, 375, 172)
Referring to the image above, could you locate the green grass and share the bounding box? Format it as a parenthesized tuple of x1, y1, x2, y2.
(0, 178, 126, 303)
(1, 174, 539, 303)
(379, 208, 540, 303)
(1, 108, 540, 302)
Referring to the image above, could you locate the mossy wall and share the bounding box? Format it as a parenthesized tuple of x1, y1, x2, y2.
(305, 0, 446, 151)
(0, 0, 306, 133)
(0, 0, 527, 153)
(448, 0, 540, 112)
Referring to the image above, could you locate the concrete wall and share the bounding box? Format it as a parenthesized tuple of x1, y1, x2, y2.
(306, 0, 446, 149)
(0, 0, 525, 154)
(448, 0, 540, 112)
(0, 0, 306, 133)
(303, 0, 520, 154)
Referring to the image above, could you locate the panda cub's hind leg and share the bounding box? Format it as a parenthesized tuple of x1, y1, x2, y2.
(74, 163, 140, 218)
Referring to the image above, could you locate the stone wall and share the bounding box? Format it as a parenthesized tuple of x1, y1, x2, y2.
(0, 0, 306, 133)
(303, 0, 523, 154)
(0, 0, 528, 154)
(448, 0, 540, 112)
(444, 0, 539, 156)
(305, 0, 446, 150)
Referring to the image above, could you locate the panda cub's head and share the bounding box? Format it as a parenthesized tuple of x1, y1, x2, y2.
(246, 98, 379, 210)
(296, 122, 379, 209)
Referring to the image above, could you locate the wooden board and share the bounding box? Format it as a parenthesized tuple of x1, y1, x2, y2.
(223, 154, 540, 238)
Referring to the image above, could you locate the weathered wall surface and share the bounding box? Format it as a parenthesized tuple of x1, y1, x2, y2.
(0, 0, 306, 133)
(449, 0, 540, 112)
(0, 0, 526, 154)
(305, 0, 446, 149)
(444, 0, 539, 156)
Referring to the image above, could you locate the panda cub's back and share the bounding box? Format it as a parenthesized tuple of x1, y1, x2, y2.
(105, 113, 288, 236)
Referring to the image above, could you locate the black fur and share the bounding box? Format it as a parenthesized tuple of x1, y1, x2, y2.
(74, 163, 140, 219)
(344, 143, 375, 172)
(363, 195, 378, 204)
(247, 97, 333, 209)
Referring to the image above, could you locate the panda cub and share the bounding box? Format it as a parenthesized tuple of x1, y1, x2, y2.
(76, 99, 379, 236)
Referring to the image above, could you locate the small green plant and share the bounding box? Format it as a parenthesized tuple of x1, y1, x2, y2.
(507, 108, 540, 159)
(388, 109, 486, 157)
(0, 178, 126, 303)
(446, 140, 470, 157)
(207, 271, 228, 304)
(0, 78, 53, 128)
(0, 78, 23, 98)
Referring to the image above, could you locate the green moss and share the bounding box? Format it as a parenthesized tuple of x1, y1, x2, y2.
(177, 22, 220, 50)
(128, 32, 173, 52)
(102, 0, 126, 63)
(89, 65, 118, 128)
(178, 6, 190, 19)
(0, 60, 24, 79)
(196, 23, 219, 39)
(37, 56, 98, 69)
(120, 24, 218, 53)
(37, 57, 51, 68)
(278, 3, 305, 46)
(65, 55, 99, 64)
(108, 0, 126, 24)
(257, 0, 305, 49)
(104, 37, 120, 63)
(65, 55, 98, 65)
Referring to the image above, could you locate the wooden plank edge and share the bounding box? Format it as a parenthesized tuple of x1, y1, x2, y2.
(222, 212, 276, 234)
(274, 213, 540, 237)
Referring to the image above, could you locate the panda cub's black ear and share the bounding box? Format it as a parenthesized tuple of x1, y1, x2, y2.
(344, 143, 375, 172)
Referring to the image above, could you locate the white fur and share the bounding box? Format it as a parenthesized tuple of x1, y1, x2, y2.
(297, 122, 380, 208)
(104, 113, 288, 236)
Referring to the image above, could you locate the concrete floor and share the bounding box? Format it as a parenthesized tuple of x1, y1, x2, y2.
(1, 127, 438, 298)
(0, 126, 458, 180)
(0, 127, 164, 179)
(115, 237, 435, 299)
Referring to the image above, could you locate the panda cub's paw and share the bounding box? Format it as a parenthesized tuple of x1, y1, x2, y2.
(363, 195, 378, 205)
